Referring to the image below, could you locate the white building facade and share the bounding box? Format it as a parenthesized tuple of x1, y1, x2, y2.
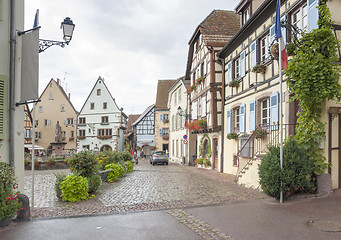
(77, 77, 127, 152)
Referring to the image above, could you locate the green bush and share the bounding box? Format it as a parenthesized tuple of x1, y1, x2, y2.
(87, 174, 101, 193)
(105, 163, 121, 182)
(117, 164, 126, 178)
(258, 137, 315, 200)
(54, 172, 67, 198)
(59, 175, 89, 202)
(125, 161, 134, 172)
(195, 158, 204, 165)
(66, 151, 97, 177)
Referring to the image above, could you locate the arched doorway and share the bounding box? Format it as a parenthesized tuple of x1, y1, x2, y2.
(141, 145, 151, 157)
(100, 145, 112, 152)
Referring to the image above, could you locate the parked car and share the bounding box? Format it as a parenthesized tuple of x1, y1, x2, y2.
(150, 150, 168, 165)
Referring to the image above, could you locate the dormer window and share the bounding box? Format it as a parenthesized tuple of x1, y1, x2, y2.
(242, 8, 249, 25)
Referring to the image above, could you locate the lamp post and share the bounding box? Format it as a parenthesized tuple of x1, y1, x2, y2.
(177, 106, 191, 165)
(39, 17, 75, 53)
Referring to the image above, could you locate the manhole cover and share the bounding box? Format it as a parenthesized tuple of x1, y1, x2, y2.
(308, 220, 341, 232)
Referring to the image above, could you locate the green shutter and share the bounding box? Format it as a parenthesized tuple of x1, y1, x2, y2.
(0, 74, 7, 139)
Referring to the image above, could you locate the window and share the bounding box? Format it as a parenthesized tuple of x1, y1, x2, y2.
(103, 102, 107, 109)
(39, 106, 43, 112)
(97, 89, 101, 96)
(164, 114, 169, 120)
(61, 131, 66, 138)
(44, 119, 51, 126)
(50, 83, 53, 87)
(79, 117, 86, 125)
(174, 92, 177, 105)
(98, 128, 112, 136)
(82, 145, 89, 150)
(101, 116, 109, 124)
(71, 131, 74, 137)
(61, 105, 65, 112)
(24, 129, 32, 139)
(234, 57, 240, 79)
(242, 8, 250, 25)
(49, 93, 53, 100)
(292, 4, 308, 33)
(163, 128, 169, 135)
(35, 132, 41, 139)
(178, 88, 181, 102)
(261, 98, 270, 125)
(234, 107, 240, 132)
(90, 103, 95, 110)
(79, 130, 85, 137)
(35, 120, 38, 127)
(260, 34, 269, 62)
(65, 118, 74, 125)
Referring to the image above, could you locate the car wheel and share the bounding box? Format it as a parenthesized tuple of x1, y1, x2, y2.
(152, 162, 155, 165)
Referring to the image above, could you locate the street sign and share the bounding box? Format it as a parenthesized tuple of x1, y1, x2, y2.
(183, 134, 188, 139)
(183, 139, 188, 144)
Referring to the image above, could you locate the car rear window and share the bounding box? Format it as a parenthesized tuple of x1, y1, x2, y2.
(155, 151, 166, 155)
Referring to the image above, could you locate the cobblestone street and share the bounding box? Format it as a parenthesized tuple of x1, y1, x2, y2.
(24, 158, 266, 219)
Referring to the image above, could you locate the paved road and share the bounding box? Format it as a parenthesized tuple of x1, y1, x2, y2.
(24, 158, 266, 218)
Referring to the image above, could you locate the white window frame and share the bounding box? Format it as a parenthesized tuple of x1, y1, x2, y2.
(261, 98, 270, 125)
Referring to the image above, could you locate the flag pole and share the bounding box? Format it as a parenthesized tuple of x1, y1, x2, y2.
(279, 36, 284, 204)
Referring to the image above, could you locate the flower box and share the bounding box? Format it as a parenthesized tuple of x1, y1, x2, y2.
(78, 136, 86, 140)
(97, 135, 112, 140)
(227, 132, 239, 140)
(252, 128, 268, 139)
(229, 79, 239, 88)
(188, 119, 207, 131)
(252, 64, 267, 74)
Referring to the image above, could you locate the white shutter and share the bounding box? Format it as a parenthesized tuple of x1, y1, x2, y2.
(250, 40, 257, 68)
(249, 101, 256, 132)
(240, 50, 246, 78)
(269, 24, 276, 45)
(240, 104, 245, 133)
(308, 0, 318, 32)
(227, 61, 232, 83)
(192, 102, 198, 120)
(270, 92, 279, 130)
(226, 109, 231, 134)
(160, 114, 164, 121)
(73, 118, 77, 124)
(64, 119, 67, 125)
(48, 120, 51, 126)
(201, 97, 206, 117)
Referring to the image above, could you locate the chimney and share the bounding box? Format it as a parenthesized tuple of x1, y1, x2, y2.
(57, 78, 60, 86)
(68, 93, 71, 99)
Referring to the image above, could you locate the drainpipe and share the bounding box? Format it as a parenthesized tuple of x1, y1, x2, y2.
(9, 0, 17, 167)
(218, 57, 225, 173)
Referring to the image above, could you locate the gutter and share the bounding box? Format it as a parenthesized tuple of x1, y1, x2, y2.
(218, 57, 225, 173)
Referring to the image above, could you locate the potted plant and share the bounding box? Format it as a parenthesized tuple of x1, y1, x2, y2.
(252, 128, 268, 139)
(195, 158, 204, 166)
(0, 162, 22, 226)
(252, 64, 267, 73)
(227, 132, 239, 140)
(203, 159, 211, 167)
(229, 79, 239, 87)
(196, 76, 205, 85)
(286, 42, 296, 56)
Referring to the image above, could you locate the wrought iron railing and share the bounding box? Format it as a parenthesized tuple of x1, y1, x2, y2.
(235, 123, 296, 181)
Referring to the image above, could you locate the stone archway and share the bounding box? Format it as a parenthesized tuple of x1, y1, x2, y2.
(100, 145, 112, 152)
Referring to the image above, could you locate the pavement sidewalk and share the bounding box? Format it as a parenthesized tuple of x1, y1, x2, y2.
(1, 190, 341, 240)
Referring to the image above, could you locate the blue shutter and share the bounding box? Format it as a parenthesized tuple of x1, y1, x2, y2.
(308, 0, 318, 32)
(159, 128, 163, 136)
(240, 104, 245, 133)
(270, 92, 279, 130)
(226, 109, 231, 134)
(227, 61, 232, 83)
(240, 50, 246, 77)
(281, 15, 287, 44)
(249, 101, 256, 132)
(250, 41, 257, 68)
(160, 114, 164, 121)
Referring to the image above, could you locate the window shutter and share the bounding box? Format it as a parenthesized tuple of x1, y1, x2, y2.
(250, 41, 257, 68)
(240, 51, 246, 77)
(226, 109, 231, 134)
(73, 118, 77, 124)
(269, 24, 276, 45)
(192, 102, 198, 120)
(64, 119, 67, 125)
(270, 92, 279, 130)
(249, 101, 256, 132)
(159, 128, 163, 136)
(240, 104, 245, 133)
(160, 114, 164, 121)
(201, 97, 206, 117)
(48, 120, 51, 126)
(308, 0, 318, 32)
(227, 61, 232, 83)
(0, 75, 7, 139)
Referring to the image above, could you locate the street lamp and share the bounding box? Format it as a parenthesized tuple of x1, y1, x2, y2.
(39, 17, 75, 53)
(177, 106, 191, 165)
(177, 106, 190, 119)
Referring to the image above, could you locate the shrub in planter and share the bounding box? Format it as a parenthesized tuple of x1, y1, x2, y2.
(66, 151, 97, 177)
(87, 174, 101, 193)
(195, 158, 204, 165)
(258, 137, 315, 200)
(203, 159, 211, 167)
(125, 161, 134, 172)
(54, 172, 68, 198)
(0, 162, 22, 221)
(59, 175, 89, 202)
(105, 163, 121, 182)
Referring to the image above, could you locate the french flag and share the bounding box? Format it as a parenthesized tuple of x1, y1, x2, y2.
(275, 0, 288, 70)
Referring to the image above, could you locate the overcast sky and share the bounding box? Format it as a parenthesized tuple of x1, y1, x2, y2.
(25, 0, 240, 115)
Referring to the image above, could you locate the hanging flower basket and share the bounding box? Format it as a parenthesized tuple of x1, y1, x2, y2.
(252, 128, 268, 139)
(252, 64, 267, 73)
(229, 79, 239, 88)
(227, 132, 239, 140)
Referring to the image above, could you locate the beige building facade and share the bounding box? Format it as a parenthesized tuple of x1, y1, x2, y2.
(34, 79, 77, 154)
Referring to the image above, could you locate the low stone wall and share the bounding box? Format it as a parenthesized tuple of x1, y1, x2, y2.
(25, 160, 69, 170)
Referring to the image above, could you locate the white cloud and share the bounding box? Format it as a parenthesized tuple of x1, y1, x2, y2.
(25, 0, 239, 114)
